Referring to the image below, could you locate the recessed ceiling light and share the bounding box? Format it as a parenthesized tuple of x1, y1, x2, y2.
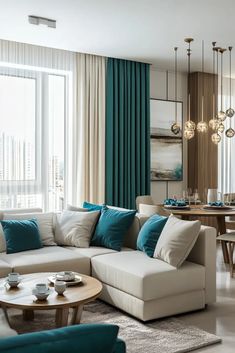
(28, 15, 56, 29)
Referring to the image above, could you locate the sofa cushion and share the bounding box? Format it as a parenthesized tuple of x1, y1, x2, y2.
(153, 215, 201, 268)
(1, 246, 90, 275)
(0, 259, 12, 278)
(3, 212, 56, 247)
(91, 251, 205, 301)
(65, 246, 133, 259)
(65, 246, 117, 258)
(91, 206, 136, 251)
(1, 219, 42, 254)
(55, 210, 100, 247)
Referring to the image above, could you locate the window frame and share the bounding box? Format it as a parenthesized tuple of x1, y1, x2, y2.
(0, 65, 69, 211)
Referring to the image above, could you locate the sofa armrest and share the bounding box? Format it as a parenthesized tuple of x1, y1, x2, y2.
(113, 338, 126, 353)
(187, 225, 217, 304)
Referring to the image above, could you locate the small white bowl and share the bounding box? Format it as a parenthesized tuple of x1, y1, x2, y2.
(32, 288, 51, 301)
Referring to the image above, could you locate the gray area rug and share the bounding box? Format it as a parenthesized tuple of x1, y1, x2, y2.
(7, 301, 221, 353)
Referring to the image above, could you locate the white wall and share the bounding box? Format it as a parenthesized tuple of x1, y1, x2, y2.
(150, 66, 188, 204)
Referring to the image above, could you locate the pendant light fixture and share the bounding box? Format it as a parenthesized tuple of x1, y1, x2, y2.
(197, 40, 208, 133)
(225, 46, 235, 138)
(217, 48, 227, 121)
(184, 38, 196, 139)
(226, 47, 235, 118)
(211, 44, 222, 144)
(171, 47, 181, 135)
(209, 42, 219, 131)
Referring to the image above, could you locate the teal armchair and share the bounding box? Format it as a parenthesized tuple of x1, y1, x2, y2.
(0, 324, 126, 353)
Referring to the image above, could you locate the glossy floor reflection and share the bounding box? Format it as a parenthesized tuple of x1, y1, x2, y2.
(179, 246, 235, 352)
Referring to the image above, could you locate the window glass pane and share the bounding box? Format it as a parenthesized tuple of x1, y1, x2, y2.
(48, 74, 65, 211)
(0, 75, 36, 181)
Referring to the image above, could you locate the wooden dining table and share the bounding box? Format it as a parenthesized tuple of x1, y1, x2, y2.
(162, 204, 235, 264)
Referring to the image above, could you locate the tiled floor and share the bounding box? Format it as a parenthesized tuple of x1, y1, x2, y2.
(179, 246, 235, 352)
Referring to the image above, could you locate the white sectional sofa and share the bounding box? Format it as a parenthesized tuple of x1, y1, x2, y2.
(0, 208, 217, 321)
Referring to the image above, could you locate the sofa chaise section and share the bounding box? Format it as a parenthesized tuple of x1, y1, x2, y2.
(91, 225, 216, 321)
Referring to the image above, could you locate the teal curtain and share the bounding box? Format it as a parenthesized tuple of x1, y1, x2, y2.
(105, 58, 150, 209)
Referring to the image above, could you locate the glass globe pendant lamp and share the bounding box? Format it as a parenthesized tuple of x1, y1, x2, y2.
(184, 128, 194, 140)
(209, 43, 219, 131)
(226, 47, 235, 118)
(170, 47, 181, 135)
(209, 117, 219, 131)
(197, 120, 208, 133)
(217, 122, 225, 133)
(171, 122, 181, 135)
(217, 110, 226, 121)
(225, 127, 235, 138)
(211, 132, 221, 144)
(226, 108, 235, 118)
(183, 38, 196, 140)
(184, 119, 196, 131)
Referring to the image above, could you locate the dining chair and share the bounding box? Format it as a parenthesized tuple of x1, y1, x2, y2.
(136, 195, 154, 211)
(224, 193, 235, 231)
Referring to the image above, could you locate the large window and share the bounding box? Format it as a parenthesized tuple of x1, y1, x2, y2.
(0, 68, 67, 211)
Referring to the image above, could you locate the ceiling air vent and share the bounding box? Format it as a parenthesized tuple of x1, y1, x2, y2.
(28, 15, 56, 29)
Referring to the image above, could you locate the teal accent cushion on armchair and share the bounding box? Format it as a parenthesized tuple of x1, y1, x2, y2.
(0, 324, 126, 353)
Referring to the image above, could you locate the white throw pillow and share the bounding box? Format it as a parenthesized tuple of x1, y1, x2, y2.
(2, 212, 56, 247)
(153, 214, 201, 268)
(55, 210, 100, 247)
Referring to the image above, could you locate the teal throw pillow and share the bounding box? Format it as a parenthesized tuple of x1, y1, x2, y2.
(1, 219, 42, 254)
(137, 214, 168, 257)
(91, 206, 136, 251)
(83, 201, 103, 211)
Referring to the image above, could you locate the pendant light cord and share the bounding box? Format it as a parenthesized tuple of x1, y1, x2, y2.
(212, 42, 216, 118)
(187, 42, 191, 121)
(202, 40, 204, 122)
(229, 47, 232, 108)
(174, 47, 178, 123)
(221, 50, 223, 111)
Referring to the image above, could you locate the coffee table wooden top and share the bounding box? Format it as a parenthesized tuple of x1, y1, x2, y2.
(0, 273, 102, 310)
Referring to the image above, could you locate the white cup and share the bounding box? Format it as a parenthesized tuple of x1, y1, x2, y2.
(54, 280, 66, 295)
(8, 272, 20, 283)
(35, 283, 48, 294)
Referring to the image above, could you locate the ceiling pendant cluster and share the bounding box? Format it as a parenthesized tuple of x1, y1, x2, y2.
(171, 38, 235, 144)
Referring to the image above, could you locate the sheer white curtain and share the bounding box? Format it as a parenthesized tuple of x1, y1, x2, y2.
(70, 53, 106, 206)
(0, 39, 106, 210)
(0, 39, 75, 211)
(218, 77, 235, 195)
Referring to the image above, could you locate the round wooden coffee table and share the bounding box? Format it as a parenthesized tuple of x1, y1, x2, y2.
(0, 272, 102, 328)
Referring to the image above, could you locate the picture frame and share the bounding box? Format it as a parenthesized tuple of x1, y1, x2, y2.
(150, 98, 183, 181)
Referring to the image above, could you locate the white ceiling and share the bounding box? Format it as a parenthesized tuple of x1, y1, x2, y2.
(0, 0, 235, 75)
